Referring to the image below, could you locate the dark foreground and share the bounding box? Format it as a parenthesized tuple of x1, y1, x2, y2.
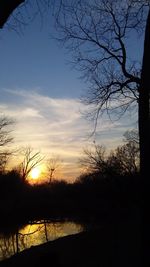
(0, 218, 141, 267)
(0, 172, 144, 266)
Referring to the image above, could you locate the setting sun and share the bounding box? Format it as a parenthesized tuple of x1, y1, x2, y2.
(30, 167, 41, 180)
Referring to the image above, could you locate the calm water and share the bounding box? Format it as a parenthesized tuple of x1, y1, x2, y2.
(0, 221, 83, 261)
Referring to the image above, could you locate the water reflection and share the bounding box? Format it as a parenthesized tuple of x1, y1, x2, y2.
(0, 221, 83, 261)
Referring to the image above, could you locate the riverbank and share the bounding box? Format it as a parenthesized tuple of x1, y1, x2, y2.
(0, 218, 141, 267)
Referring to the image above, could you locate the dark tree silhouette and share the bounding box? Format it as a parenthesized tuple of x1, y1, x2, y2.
(19, 147, 43, 181)
(46, 155, 62, 183)
(80, 145, 106, 174)
(53, 0, 149, 181)
(80, 139, 139, 177)
(113, 142, 139, 174)
(0, 116, 14, 173)
(139, 8, 150, 183)
(0, 116, 14, 147)
(123, 129, 139, 145)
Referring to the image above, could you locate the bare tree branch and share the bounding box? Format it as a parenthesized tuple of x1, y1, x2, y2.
(0, 116, 15, 172)
(46, 155, 62, 182)
(19, 146, 44, 181)
(53, 0, 148, 124)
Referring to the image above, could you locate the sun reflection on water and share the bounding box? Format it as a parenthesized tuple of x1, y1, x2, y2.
(0, 222, 83, 260)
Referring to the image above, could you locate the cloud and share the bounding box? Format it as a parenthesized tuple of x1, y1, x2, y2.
(0, 88, 136, 180)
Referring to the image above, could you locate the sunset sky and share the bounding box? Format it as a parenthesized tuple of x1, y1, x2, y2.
(0, 2, 141, 181)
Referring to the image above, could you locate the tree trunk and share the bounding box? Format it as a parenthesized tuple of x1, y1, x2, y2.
(139, 9, 150, 184)
(139, 8, 150, 266)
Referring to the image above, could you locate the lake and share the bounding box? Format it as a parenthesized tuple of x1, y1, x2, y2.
(0, 221, 83, 261)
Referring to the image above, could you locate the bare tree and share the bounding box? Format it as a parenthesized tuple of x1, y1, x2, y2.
(0, 151, 11, 174)
(0, 116, 14, 147)
(80, 139, 139, 177)
(0, 116, 14, 173)
(80, 144, 106, 174)
(123, 129, 139, 146)
(46, 155, 62, 183)
(120, 129, 140, 173)
(53, 0, 150, 179)
(113, 142, 140, 174)
(19, 146, 43, 181)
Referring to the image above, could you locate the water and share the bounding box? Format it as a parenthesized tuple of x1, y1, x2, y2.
(0, 221, 83, 261)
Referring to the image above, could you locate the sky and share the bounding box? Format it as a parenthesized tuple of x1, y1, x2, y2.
(0, 2, 141, 182)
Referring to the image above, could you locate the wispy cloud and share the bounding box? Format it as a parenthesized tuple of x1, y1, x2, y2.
(0, 88, 135, 180)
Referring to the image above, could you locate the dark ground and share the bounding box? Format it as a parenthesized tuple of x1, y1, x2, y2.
(0, 172, 145, 266)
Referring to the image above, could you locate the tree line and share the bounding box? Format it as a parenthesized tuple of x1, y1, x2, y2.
(79, 129, 139, 180)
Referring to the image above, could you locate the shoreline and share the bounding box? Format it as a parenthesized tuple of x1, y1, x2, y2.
(0, 220, 141, 267)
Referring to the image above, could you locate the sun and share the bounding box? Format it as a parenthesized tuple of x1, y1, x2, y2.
(30, 167, 41, 180)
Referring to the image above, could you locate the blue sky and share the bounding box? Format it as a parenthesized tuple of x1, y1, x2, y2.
(0, 2, 141, 181)
(0, 11, 85, 99)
